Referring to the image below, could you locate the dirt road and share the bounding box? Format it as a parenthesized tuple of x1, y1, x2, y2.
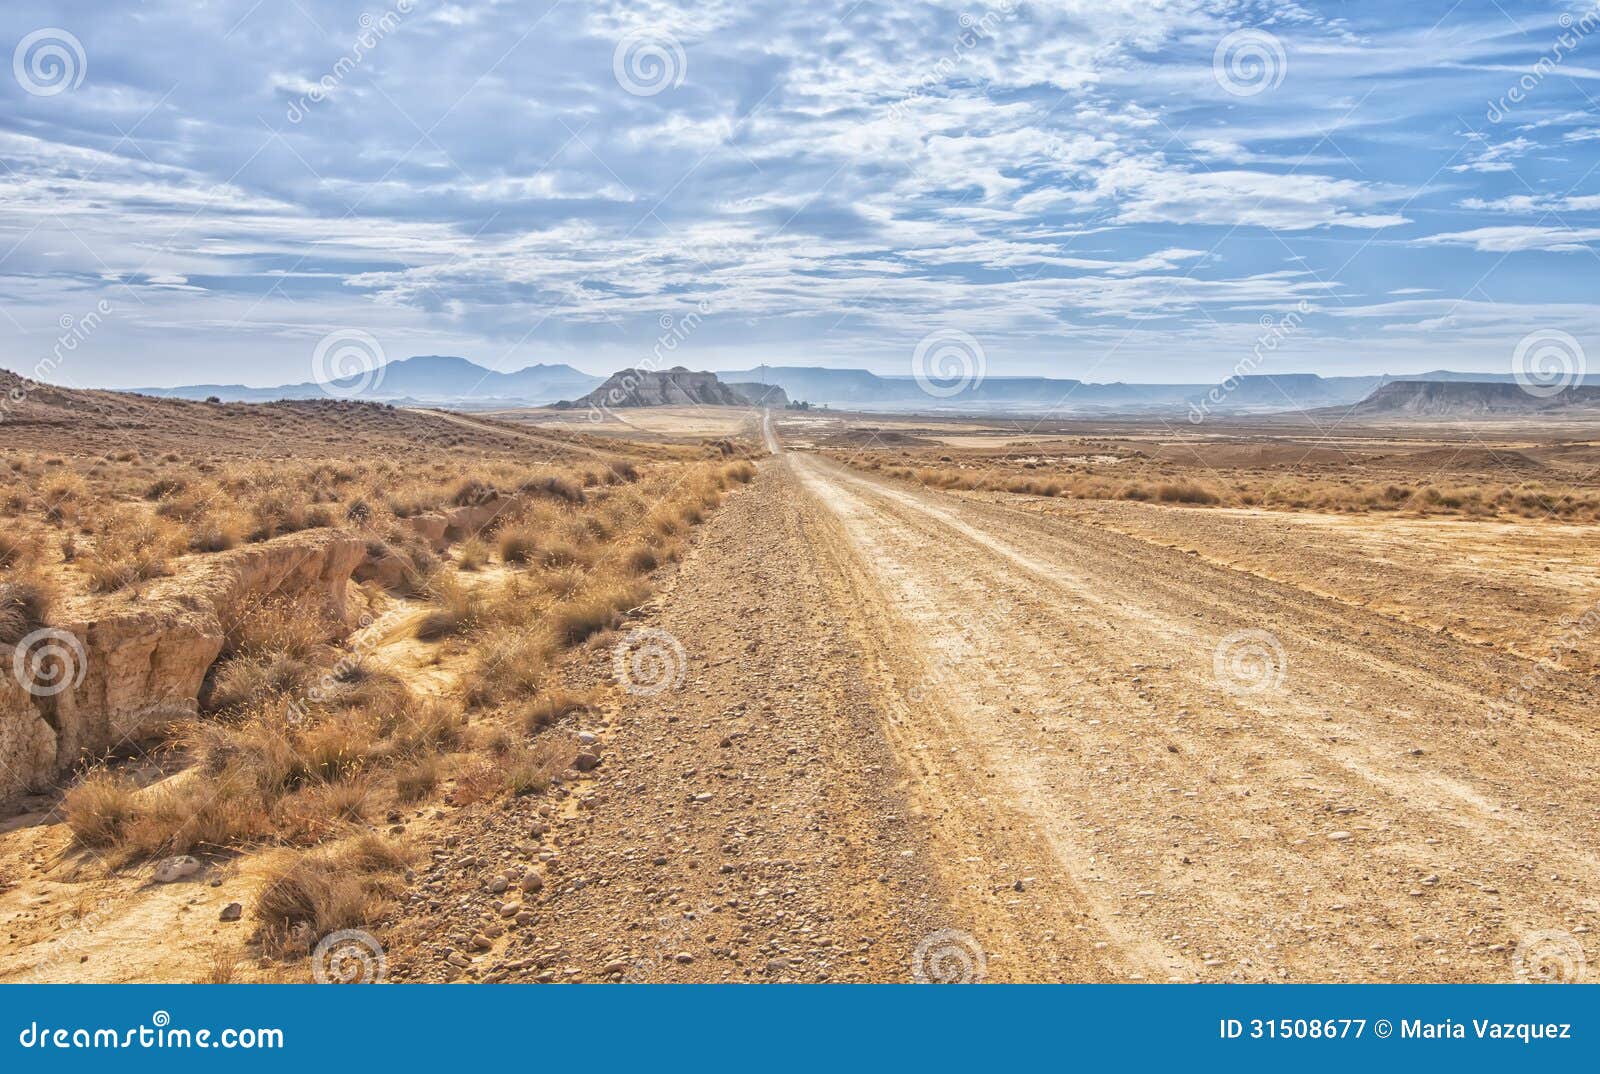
(398, 452, 1599, 982)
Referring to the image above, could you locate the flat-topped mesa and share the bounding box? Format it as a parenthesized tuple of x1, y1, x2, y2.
(555, 367, 778, 409)
(1345, 380, 1600, 417)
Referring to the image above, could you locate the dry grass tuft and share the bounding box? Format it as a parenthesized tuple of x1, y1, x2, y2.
(62, 771, 141, 847)
(256, 834, 415, 951)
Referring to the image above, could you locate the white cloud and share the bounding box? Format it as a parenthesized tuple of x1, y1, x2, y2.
(1414, 225, 1600, 252)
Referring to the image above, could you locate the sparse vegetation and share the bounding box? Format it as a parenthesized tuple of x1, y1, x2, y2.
(832, 445, 1600, 521)
(25, 412, 761, 977)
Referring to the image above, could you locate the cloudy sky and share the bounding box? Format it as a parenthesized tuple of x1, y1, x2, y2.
(2, 0, 1598, 388)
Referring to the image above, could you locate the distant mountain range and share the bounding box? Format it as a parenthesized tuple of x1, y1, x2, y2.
(724, 366, 1600, 414)
(123, 355, 1600, 417)
(128, 355, 603, 406)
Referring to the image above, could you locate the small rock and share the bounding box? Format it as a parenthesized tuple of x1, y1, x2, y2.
(218, 902, 243, 922)
(1327, 831, 1353, 842)
(487, 877, 509, 894)
(572, 752, 601, 772)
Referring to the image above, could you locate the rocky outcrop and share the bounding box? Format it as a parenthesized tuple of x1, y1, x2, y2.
(726, 383, 789, 407)
(404, 494, 522, 552)
(0, 530, 365, 800)
(555, 367, 754, 409)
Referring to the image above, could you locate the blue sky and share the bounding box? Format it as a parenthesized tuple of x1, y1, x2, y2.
(1, 0, 1598, 388)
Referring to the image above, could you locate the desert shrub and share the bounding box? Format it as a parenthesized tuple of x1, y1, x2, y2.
(1155, 482, 1220, 505)
(498, 525, 540, 565)
(113, 778, 272, 860)
(381, 695, 466, 755)
(83, 506, 182, 592)
(456, 536, 489, 571)
(271, 779, 372, 845)
(0, 531, 39, 569)
(394, 755, 441, 802)
(621, 543, 658, 574)
(223, 598, 333, 660)
(0, 578, 51, 646)
(502, 741, 571, 796)
(464, 626, 551, 706)
(450, 478, 498, 507)
(185, 513, 244, 552)
(256, 834, 414, 946)
(63, 771, 141, 847)
(206, 653, 317, 713)
(517, 474, 583, 503)
(520, 687, 590, 733)
(243, 484, 308, 541)
(548, 585, 639, 644)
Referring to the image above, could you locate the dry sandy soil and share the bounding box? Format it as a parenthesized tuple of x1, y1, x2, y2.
(2, 400, 1596, 983)
(379, 425, 1598, 983)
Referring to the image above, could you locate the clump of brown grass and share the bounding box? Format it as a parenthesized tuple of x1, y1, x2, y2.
(0, 530, 39, 570)
(502, 737, 577, 796)
(394, 755, 441, 802)
(83, 506, 182, 592)
(498, 525, 540, 565)
(517, 474, 584, 503)
(455, 536, 489, 571)
(224, 597, 335, 660)
(256, 834, 415, 951)
(520, 687, 591, 733)
(414, 574, 484, 640)
(0, 575, 52, 646)
(62, 771, 141, 847)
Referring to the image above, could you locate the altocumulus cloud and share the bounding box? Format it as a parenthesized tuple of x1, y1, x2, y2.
(0, 0, 1596, 386)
